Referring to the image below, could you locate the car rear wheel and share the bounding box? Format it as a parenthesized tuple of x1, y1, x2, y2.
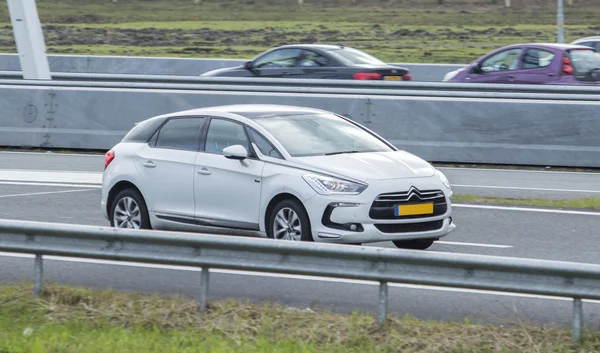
(110, 188, 151, 230)
(267, 199, 313, 242)
(392, 239, 435, 250)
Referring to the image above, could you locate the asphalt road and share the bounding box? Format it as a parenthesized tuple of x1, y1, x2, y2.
(1, 152, 600, 328)
(4, 151, 600, 199)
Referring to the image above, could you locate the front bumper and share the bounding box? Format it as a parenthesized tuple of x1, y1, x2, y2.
(303, 177, 456, 244)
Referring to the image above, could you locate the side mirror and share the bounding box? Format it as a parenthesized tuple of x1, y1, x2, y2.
(223, 145, 248, 160)
(244, 61, 253, 69)
(471, 62, 482, 74)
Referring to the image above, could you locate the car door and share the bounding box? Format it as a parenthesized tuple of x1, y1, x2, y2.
(194, 117, 265, 230)
(464, 47, 524, 84)
(294, 50, 339, 79)
(511, 47, 559, 84)
(135, 116, 206, 221)
(247, 48, 304, 78)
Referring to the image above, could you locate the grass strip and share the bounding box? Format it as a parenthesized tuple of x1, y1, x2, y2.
(1, 283, 599, 352)
(1, 0, 600, 63)
(453, 195, 600, 210)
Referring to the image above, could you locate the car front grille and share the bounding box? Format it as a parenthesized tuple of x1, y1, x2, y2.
(369, 187, 447, 220)
(374, 220, 444, 234)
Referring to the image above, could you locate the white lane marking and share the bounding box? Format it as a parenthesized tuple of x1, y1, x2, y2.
(0, 170, 102, 185)
(0, 189, 96, 199)
(454, 203, 600, 216)
(436, 241, 512, 249)
(438, 166, 600, 176)
(0, 151, 104, 157)
(0, 181, 101, 188)
(453, 184, 600, 194)
(1, 252, 597, 304)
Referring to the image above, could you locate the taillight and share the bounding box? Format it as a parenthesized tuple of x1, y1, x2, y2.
(562, 56, 574, 75)
(353, 72, 382, 80)
(403, 72, 413, 81)
(104, 150, 115, 170)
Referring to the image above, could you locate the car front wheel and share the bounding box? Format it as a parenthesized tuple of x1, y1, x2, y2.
(267, 199, 313, 242)
(110, 188, 151, 230)
(392, 239, 435, 250)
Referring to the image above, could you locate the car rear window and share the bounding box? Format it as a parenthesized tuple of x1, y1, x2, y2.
(568, 49, 600, 73)
(328, 47, 386, 66)
(121, 117, 167, 143)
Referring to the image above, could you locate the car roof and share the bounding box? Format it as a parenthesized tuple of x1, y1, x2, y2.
(572, 36, 600, 43)
(271, 44, 349, 51)
(510, 42, 593, 50)
(148, 104, 331, 121)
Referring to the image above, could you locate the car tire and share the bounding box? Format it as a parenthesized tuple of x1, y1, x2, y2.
(392, 239, 435, 250)
(266, 199, 313, 242)
(109, 188, 151, 230)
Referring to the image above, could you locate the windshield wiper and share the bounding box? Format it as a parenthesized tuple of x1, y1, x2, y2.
(325, 150, 361, 156)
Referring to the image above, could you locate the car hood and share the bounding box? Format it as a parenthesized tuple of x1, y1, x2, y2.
(199, 65, 243, 76)
(294, 151, 436, 181)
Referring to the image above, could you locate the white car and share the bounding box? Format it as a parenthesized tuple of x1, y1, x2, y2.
(101, 104, 456, 250)
(571, 36, 600, 53)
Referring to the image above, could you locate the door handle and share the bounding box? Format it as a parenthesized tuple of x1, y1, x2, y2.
(142, 161, 156, 168)
(197, 167, 211, 175)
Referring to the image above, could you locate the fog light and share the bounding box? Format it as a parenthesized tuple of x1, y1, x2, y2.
(350, 224, 357, 231)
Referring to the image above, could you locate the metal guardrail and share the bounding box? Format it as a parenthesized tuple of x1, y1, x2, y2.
(0, 76, 599, 101)
(3, 71, 600, 94)
(0, 218, 598, 343)
(0, 80, 598, 168)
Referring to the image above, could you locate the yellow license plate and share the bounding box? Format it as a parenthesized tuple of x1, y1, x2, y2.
(395, 203, 434, 216)
(384, 76, 402, 81)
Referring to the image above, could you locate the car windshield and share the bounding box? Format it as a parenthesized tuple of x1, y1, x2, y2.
(329, 47, 386, 65)
(569, 49, 600, 72)
(252, 113, 394, 157)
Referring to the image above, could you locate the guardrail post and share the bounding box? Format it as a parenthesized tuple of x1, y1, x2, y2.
(33, 254, 43, 297)
(199, 267, 210, 312)
(378, 281, 388, 324)
(572, 298, 583, 343)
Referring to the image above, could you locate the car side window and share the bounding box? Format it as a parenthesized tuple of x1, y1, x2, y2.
(521, 48, 556, 70)
(252, 49, 303, 69)
(247, 128, 283, 159)
(296, 50, 328, 67)
(480, 48, 523, 72)
(204, 119, 250, 155)
(154, 117, 205, 151)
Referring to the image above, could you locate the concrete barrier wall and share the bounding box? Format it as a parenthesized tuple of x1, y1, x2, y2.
(1, 84, 598, 167)
(0, 53, 465, 82)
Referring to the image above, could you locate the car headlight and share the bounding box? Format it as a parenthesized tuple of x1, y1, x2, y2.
(436, 169, 451, 189)
(302, 174, 367, 195)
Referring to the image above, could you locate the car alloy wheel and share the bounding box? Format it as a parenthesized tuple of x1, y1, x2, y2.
(267, 199, 313, 242)
(110, 188, 151, 230)
(114, 196, 142, 229)
(273, 207, 302, 241)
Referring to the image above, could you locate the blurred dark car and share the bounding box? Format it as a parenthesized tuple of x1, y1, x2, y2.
(200, 44, 412, 81)
(442, 43, 600, 85)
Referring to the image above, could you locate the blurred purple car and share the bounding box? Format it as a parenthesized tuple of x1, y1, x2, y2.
(443, 43, 600, 85)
